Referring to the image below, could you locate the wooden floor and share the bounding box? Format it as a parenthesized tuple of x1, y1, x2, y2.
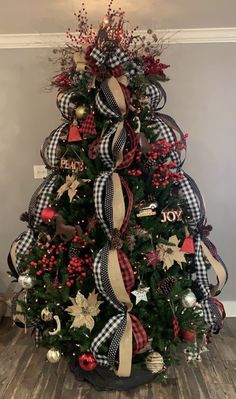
(0, 318, 236, 399)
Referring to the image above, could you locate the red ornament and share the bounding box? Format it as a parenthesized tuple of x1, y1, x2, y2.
(180, 329, 196, 342)
(181, 237, 195, 254)
(41, 207, 57, 223)
(67, 123, 82, 142)
(78, 352, 97, 371)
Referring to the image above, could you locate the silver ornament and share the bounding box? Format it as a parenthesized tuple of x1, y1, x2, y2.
(182, 291, 197, 308)
(46, 348, 61, 363)
(145, 351, 164, 373)
(41, 307, 53, 322)
(18, 274, 35, 289)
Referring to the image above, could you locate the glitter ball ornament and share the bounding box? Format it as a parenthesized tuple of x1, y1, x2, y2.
(182, 290, 197, 308)
(41, 306, 53, 322)
(75, 105, 89, 120)
(145, 352, 164, 373)
(46, 348, 61, 363)
(18, 274, 35, 289)
(78, 352, 97, 371)
(41, 207, 57, 223)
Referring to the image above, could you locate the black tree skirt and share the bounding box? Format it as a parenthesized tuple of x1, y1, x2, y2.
(69, 361, 159, 391)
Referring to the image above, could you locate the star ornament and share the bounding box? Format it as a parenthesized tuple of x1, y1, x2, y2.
(66, 290, 103, 331)
(131, 286, 150, 304)
(158, 235, 186, 270)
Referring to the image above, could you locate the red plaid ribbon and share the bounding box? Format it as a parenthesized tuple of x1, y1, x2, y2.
(130, 313, 148, 354)
(118, 250, 135, 295)
(118, 122, 138, 170)
(112, 65, 124, 77)
(173, 314, 180, 340)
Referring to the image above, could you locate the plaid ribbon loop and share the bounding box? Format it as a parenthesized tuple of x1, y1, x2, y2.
(153, 114, 227, 332)
(90, 47, 129, 68)
(41, 123, 68, 169)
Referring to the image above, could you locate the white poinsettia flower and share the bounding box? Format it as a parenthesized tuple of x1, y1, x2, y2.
(66, 290, 103, 331)
(158, 235, 186, 270)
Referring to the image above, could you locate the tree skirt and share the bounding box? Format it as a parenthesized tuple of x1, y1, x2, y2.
(69, 361, 158, 391)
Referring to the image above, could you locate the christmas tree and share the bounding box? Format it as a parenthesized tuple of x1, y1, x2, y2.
(8, 3, 228, 391)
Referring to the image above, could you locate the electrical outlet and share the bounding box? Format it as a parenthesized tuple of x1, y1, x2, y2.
(33, 165, 48, 179)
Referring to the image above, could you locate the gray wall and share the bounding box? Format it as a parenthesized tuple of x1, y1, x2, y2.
(0, 1, 235, 301)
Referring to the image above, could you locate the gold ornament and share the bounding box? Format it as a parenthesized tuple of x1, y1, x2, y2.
(145, 352, 164, 373)
(157, 235, 186, 270)
(75, 105, 88, 120)
(46, 348, 61, 363)
(66, 290, 103, 331)
(41, 307, 53, 322)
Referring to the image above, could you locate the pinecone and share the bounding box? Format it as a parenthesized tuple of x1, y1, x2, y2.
(20, 211, 30, 223)
(157, 276, 177, 297)
(110, 229, 123, 250)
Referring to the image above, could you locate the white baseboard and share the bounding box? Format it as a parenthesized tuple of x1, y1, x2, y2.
(222, 301, 236, 317)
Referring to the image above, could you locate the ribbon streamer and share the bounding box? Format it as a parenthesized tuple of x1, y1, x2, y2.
(92, 75, 147, 375)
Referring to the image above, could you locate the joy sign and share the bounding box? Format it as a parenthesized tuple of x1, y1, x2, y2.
(161, 210, 182, 223)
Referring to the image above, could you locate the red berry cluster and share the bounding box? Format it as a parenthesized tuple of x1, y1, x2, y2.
(30, 243, 66, 277)
(128, 169, 142, 176)
(66, 254, 93, 287)
(152, 162, 183, 188)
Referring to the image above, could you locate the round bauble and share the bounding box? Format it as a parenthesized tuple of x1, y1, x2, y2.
(182, 290, 197, 308)
(75, 105, 89, 120)
(18, 274, 35, 289)
(78, 352, 97, 371)
(41, 207, 57, 223)
(46, 348, 61, 363)
(145, 351, 164, 373)
(180, 329, 196, 342)
(41, 307, 53, 322)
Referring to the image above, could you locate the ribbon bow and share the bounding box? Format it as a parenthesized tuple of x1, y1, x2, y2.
(90, 47, 129, 68)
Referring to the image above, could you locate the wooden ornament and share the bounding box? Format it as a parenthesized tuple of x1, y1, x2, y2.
(67, 123, 82, 142)
(145, 352, 164, 373)
(60, 158, 85, 172)
(136, 202, 157, 218)
(161, 210, 182, 223)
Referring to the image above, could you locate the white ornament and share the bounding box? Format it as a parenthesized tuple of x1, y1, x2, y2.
(131, 286, 150, 304)
(18, 274, 35, 289)
(49, 315, 61, 336)
(182, 291, 197, 308)
(46, 348, 61, 363)
(41, 307, 53, 322)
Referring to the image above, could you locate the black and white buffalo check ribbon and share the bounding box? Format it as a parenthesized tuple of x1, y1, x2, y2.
(90, 47, 128, 68)
(15, 173, 57, 273)
(153, 114, 227, 332)
(41, 123, 68, 169)
(57, 92, 75, 121)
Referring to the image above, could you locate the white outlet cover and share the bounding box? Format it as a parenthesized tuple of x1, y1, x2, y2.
(33, 165, 48, 179)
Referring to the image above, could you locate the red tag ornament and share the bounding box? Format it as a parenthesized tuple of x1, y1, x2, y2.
(181, 236, 195, 254)
(67, 123, 82, 142)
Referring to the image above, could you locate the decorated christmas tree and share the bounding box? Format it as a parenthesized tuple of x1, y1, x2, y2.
(8, 2, 228, 391)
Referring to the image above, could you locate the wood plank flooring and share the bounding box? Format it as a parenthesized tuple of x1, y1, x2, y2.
(0, 317, 236, 399)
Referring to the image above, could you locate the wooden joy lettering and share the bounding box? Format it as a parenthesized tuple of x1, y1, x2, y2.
(60, 158, 84, 172)
(161, 210, 182, 223)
